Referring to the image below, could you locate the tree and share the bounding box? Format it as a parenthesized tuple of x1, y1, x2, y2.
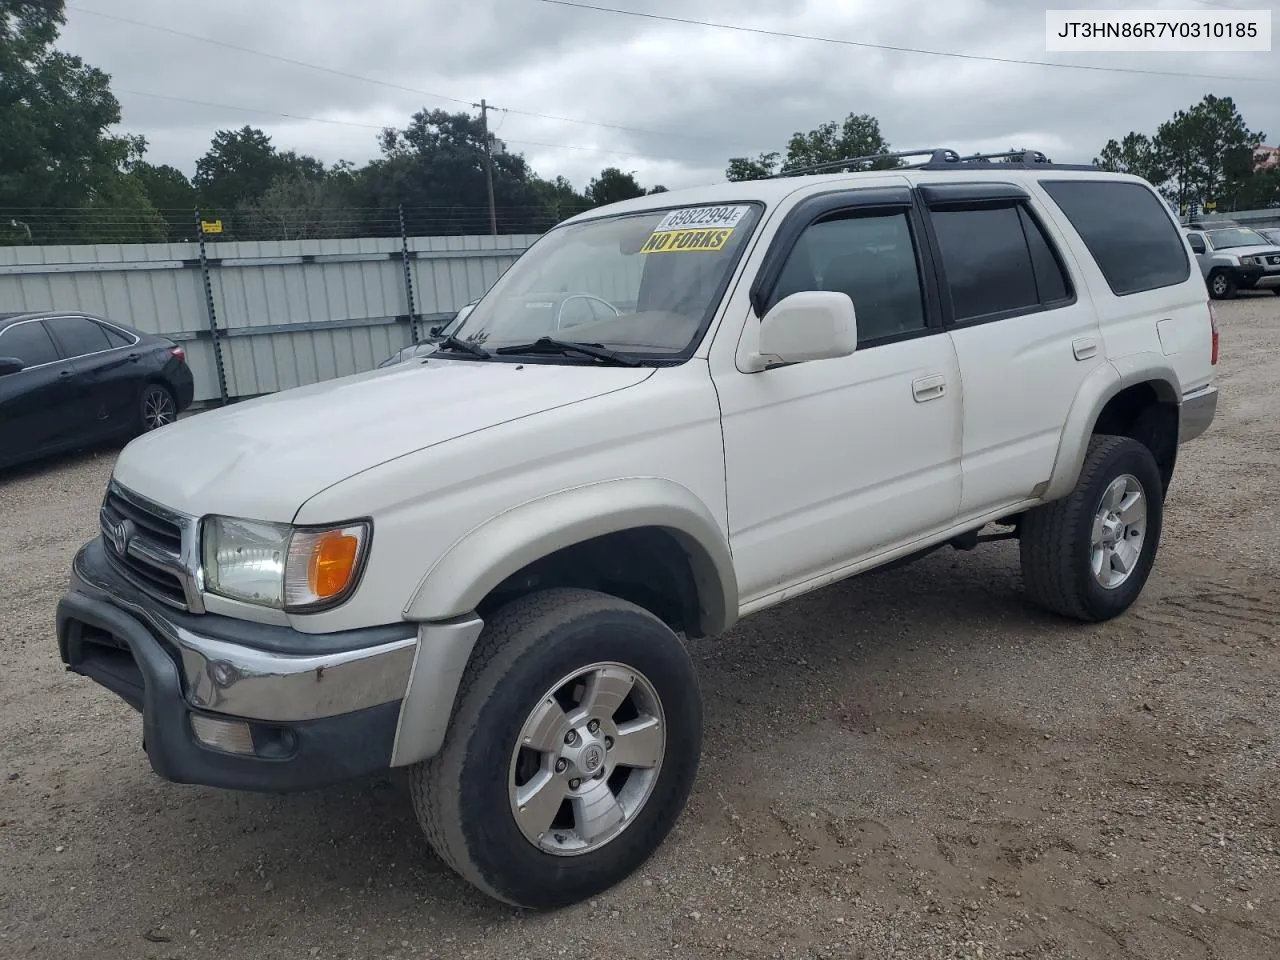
(585, 167, 646, 206)
(1232, 166, 1280, 209)
(1097, 95, 1265, 213)
(0, 0, 166, 243)
(127, 161, 198, 240)
(725, 152, 781, 182)
(532, 174, 590, 225)
(236, 169, 359, 240)
(725, 113, 899, 181)
(1176, 94, 1264, 207)
(1094, 132, 1168, 185)
(193, 126, 277, 213)
(781, 113, 900, 172)
(646, 184, 669, 194)
(362, 108, 547, 235)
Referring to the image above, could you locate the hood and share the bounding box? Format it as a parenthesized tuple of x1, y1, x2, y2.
(112, 356, 654, 521)
(1221, 245, 1280, 260)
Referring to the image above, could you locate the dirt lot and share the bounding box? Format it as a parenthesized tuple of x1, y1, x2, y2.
(2, 294, 1278, 960)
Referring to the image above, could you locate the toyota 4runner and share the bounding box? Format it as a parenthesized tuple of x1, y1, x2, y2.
(56, 149, 1219, 910)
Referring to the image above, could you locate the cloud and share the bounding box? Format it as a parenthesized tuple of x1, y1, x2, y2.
(58, 0, 1280, 192)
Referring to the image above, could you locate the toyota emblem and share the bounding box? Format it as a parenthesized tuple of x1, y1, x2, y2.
(108, 518, 133, 555)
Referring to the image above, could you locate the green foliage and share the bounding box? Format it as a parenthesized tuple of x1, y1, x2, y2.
(0, 0, 166, 243)
(1097, 95, 1267, 212)
(126, 161, 198, 240)
(8, 9, 1277, 249)
(585, 167, 646, 206)
(726, 113, 899, 181)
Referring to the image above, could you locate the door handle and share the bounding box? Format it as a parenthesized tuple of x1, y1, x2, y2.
(58, 370, 74, 380)
(1072, 336, 1098, 361)
(127, 352, 140, 362)
(912, 374, 946, 402)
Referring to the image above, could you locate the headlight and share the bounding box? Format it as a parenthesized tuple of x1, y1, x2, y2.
(1240, 256, 1257, 266)
(201, 516, 371, 611)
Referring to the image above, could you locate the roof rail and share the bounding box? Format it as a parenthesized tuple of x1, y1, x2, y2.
(770, 148, 959, 178)
(767, 147, 1101, 178)
(915, 149, 1099, 172)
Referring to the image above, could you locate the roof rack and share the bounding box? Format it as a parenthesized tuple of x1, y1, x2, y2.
(770, 149, 960, 177)
(769, 147, 1100, 178)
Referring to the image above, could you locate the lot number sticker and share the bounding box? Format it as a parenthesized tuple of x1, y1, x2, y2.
(641, 205, 751, 254)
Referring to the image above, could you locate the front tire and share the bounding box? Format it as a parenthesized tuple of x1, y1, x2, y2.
(1019, 435, 1164, 622)
(1208, 269, 1236, 300)
(410, 588, 703, 910)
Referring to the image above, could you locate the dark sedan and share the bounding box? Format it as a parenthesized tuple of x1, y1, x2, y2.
(0, 311, 195, 471)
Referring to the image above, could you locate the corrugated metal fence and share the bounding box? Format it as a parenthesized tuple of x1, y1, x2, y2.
(0, 233, 540, 403)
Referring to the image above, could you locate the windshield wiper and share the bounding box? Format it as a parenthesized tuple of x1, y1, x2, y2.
(493, 337, 641, 367)
(436, 335, 491, 359)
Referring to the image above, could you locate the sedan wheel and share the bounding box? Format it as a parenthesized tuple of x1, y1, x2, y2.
(141, 386, 176, 431)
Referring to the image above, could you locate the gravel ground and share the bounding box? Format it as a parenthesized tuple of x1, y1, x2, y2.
(2, 294, 1278, 960)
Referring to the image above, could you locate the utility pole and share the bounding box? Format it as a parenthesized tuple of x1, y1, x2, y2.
(475, 98, 498, 236)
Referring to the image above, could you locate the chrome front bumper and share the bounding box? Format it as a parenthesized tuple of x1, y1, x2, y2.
(57, 537, 484, 791)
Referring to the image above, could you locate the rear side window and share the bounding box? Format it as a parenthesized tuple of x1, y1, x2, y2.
(0, 320, 61, 367)
(100, 324, 134, 347)
(928, 203, 1073, 322)
(1039, 179, 1191, 295)
(45, 315, 112, 358)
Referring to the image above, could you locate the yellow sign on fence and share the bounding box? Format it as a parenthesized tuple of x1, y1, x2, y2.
(200, 220, 223, 234)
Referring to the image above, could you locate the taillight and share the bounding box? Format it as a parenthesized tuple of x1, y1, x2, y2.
(171, 346, 186, 361)
(1207, 300, 1219, 365)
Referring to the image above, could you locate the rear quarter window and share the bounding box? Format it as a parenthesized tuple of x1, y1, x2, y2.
(1038, 179, 1191, 296)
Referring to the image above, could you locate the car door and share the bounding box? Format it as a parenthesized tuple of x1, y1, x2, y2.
(916, 181, 1107, 518)
(0, 318, 84, 463)
(43, 314, 138, 434)
(1185, 231, 1210, 277)
(712, 185, 964, 604)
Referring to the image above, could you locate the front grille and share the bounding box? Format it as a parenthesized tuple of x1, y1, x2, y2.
(100, 482, 201, 612)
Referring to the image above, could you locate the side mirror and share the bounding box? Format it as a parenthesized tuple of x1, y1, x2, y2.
(745, 291, 857, 372)
(0, 356, 24, 376)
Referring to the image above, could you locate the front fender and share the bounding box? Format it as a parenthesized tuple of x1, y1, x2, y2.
(402, 477, 739, 637)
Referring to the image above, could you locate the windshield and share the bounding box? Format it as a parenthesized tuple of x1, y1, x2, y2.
(447, 203, 763, 360)
(1207, 227, 1269, 250)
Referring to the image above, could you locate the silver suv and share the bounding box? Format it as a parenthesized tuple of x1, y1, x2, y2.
(1184, 221, 1280, 299)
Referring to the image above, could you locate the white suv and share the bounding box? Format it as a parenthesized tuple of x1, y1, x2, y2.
(56, 150, 1218, 910)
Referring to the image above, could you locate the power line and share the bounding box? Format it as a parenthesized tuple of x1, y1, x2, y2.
(64, 3, 756, 148)
(532, 0, 1280, 85)
(113, 89, 707, 165)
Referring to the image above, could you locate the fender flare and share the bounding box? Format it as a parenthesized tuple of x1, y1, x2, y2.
(402, 477, 739, 637)
(1042, 356, 1182, 502)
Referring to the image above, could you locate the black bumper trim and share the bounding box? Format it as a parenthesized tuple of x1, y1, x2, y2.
(57, 573, 403, 794)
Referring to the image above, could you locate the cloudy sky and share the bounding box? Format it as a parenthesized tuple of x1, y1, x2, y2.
(57, 0, 1280, 193)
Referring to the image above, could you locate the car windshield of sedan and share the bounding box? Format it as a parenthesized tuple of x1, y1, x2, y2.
(1207, 227, 1269, 250)
(446, 203, 763, 359)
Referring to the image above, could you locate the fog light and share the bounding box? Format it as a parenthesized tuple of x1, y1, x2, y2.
(190, 714, 256, 756)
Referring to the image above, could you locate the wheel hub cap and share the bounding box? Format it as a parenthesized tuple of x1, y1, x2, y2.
(508, 662, 665, 857)
(1090, 473, 1148, 589)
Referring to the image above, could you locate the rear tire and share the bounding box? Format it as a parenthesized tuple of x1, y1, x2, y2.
(409, 588, 703, 910)
(1019, 435, 1164, 622)
(139, 384, 177, 433)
